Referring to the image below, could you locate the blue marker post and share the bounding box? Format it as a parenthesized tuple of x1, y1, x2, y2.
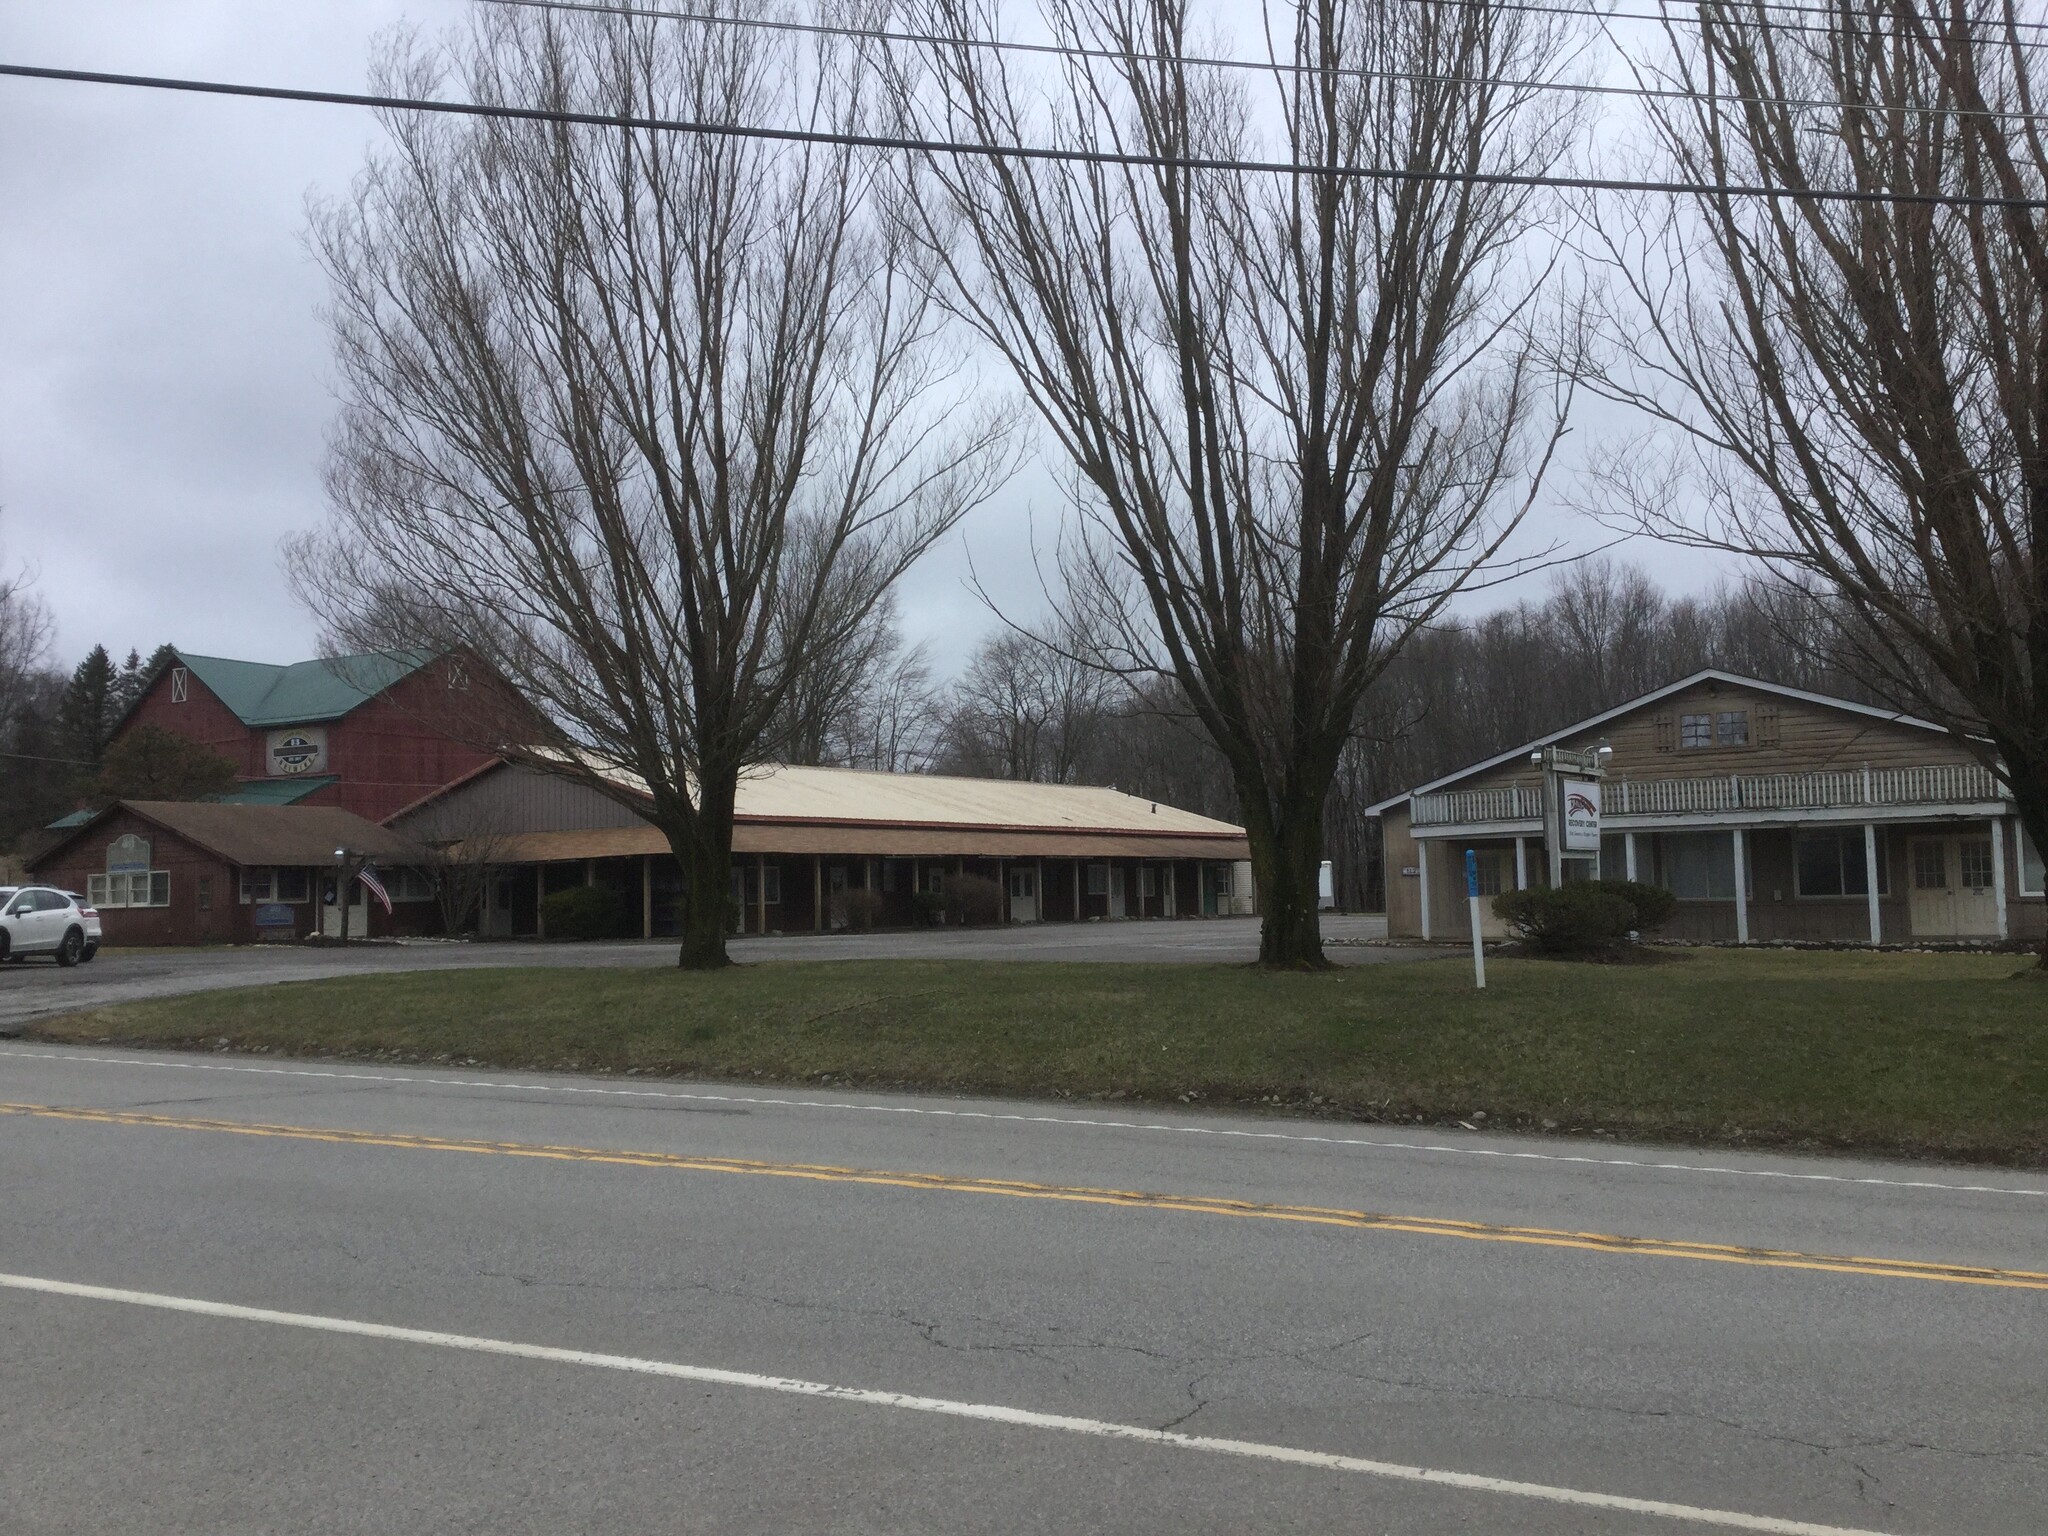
(1465, 848, 1486, 990)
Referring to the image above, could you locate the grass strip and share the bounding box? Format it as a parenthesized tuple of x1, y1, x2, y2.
(28, 948, 2048, 1166)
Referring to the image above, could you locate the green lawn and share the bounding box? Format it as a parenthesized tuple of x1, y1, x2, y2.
(31, 949, 2048, 1165)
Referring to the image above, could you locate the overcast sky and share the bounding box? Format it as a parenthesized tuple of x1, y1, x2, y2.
(1, 0, 1735, 678)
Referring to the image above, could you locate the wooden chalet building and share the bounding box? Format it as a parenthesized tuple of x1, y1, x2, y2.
(393, 760, 1256, 939)
(1370, 670, 2045, 948)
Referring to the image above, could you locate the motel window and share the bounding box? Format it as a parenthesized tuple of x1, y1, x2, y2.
(2023, 828, 2045, 897)
(241, 870, 272, 904)
(1658, 832, 1741, 901)
(170, 666, 188, 703)
(1086, 864, 1108, 897)
(197, 877, 211, 912)
(1716, 710, 1749, 747)
(276, 869, 311, 903)
(1679, 713, 1713, 749)
(242, 869, 311, 904)
(881, 860, 900, 894)
(1795, 831, 1888, 898)
(93, 871, 169, 909)
(386, 868, 434, 903)
(1140, 866, 1156, 898)
(925, 867, 944, 895)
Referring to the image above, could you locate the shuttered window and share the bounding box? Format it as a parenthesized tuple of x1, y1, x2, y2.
(1756, 704, 1780, 747)
(1653, 714, 1675, 752)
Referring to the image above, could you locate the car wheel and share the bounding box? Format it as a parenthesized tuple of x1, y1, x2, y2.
(81, 943, 98, 964)
(55, 927, 85, 968)
(0, 933, 10, 964)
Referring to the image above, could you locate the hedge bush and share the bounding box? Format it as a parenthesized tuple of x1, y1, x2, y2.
(946, 873, 1006, 927)
(539, 884, 632, 941)
(1593, 879, 1678, 935)
(1491, 883, 1636, 956)
(838, 888, 886, 931)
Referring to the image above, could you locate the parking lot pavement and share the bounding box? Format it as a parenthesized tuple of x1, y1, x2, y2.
(0, 915, 1408, 1032)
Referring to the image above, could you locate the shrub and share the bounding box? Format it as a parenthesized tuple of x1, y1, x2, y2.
(1491, 884, 1636, 956)
(838, 888, 886, 931)
(539, 884, 631, 941)
(946, 873, 1006, 927)
(1593, 879, 1678, 935)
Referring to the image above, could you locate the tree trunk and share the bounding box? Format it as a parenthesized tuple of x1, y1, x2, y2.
(667, 772, 738, 970)
(1245, 782, 1332, 970)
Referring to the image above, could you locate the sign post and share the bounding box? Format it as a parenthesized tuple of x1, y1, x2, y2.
(1465, 848, 1486, 990)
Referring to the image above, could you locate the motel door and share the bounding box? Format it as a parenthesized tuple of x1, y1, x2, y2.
(1007, 866, 1038, 923)
(1108, 865, 1126, 918)
(1908, 835, 1999, 939)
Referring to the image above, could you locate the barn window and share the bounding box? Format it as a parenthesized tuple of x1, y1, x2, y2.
(170, 667, 188, 703)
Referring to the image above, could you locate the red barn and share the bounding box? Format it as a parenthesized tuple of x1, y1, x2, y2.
(115, 649, 507, 823)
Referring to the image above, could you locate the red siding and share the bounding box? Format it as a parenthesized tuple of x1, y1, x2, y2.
(113, 658, 510, 823)
(30, 807, 253, 945)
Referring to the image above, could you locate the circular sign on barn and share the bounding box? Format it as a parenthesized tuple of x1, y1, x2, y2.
(267, 727, 327, 776)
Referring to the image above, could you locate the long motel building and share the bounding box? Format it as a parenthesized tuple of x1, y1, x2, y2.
(1369, 670, 2045, 949)
(392, 760, 1258, 939)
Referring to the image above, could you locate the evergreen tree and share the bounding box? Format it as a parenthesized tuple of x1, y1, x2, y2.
(57, 645, 119, 766)
(110, 648, 146, 713)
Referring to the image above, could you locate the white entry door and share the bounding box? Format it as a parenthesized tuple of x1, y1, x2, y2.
(322, 885, 369, 938)
(1006, 866, 1038, 923)
(1108, 865, 1126, 918)
(1909, 835, 2000, 938)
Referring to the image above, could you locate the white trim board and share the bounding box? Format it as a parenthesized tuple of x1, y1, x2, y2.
(1411, 804, 2010, 838)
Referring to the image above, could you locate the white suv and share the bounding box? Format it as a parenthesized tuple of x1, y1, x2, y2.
(0, 886, 100, 966)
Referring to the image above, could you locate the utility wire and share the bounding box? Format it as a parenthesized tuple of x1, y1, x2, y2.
(6, 60, 2048, 208)
(479, 0, 2048, 124)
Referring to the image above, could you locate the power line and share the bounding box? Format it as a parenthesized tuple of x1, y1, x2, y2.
(481, 0, 2048, 126)
(5, 60, 2047, 208)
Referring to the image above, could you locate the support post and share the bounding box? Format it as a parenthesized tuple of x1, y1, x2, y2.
(1732, 828, 1749, 944)
(814, 855, 824, 934)
(1864, 823, 1882, 946)
(1073, 860, 1082, 922)
(1514, 836, 1528, 890)
(585, 859, 595, 887)
(1624, 832, 1638, 883)
(757, 854, 767, 936)
(642, 855, 653, 940)
(1992, 817, 2009, 940)
(1418, 840, 1433, 942)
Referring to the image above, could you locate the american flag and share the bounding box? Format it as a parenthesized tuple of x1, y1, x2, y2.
(356, 865, 393, 914)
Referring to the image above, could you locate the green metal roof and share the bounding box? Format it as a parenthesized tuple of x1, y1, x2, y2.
(175, 650, 432, 727)
(44, 809, 94, 831)
(207, 775, 338, 806)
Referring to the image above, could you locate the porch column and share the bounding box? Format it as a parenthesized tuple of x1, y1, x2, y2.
(814, 855, 824, 934)
(757, 853, 767, 936)
(1992, 817, 2009, 940)
(1514, 836, 1528, 890)
(641, 856, 653, 940)
(1624, 832, 1638, 883)
(1073, 860, 1082, 921)
(1418, 840, 1433, 942)
(1037, 859, 1045, 923)
(1731, 828, 1749, 944)
(584, 858, 595, 887)
(1863, 823, 1882, 946)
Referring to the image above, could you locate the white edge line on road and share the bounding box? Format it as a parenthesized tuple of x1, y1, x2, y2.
(3, 1046, 2043, 1201)
(0, 1271, 1891, 1536)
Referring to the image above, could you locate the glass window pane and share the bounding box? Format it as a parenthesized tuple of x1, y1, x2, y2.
(1716, 711, 1749, 746)
(86, 874, 108, 907)
(1959, 839, 1995, 892)
(2024, 828, 2045, 895)
(1679, 714, 1712, 749)
(1662, 833, 1735, 899)
(149, 872, 170, 907)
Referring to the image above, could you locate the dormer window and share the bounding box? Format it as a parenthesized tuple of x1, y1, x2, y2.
(1716, 710, 1748, 746)
(170, 667, 188, 703)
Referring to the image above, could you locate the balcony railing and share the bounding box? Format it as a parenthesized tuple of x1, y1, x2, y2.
(1411, 762, 2001, 827)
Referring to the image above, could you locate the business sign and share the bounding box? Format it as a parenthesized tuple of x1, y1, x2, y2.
(253, 903, 297, 929)
(1561, 777, 1602, 853)
(1465, 848, 1481, 898)
(267, 726, 327, 776)
(106, 833, 151, 875)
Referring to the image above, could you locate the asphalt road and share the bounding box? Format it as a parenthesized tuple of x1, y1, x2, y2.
(3, 1044, 2042, 1534)
(0, 913, 1399, 1033)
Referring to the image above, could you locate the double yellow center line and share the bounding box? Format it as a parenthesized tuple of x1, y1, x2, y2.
(7, 1100, 2044, 1292)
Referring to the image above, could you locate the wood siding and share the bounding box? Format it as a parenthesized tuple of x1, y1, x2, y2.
(1448, 680, 1977, 799)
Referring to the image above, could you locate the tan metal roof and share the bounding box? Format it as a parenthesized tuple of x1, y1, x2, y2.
(726, 763, 1244, 837)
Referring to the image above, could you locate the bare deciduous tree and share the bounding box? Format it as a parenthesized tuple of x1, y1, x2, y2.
(937, 624, 1115, 782)
(1589, 0, 2048, 964)
(290, 8, 1010, 968)
(884, 0, 1585, 964)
